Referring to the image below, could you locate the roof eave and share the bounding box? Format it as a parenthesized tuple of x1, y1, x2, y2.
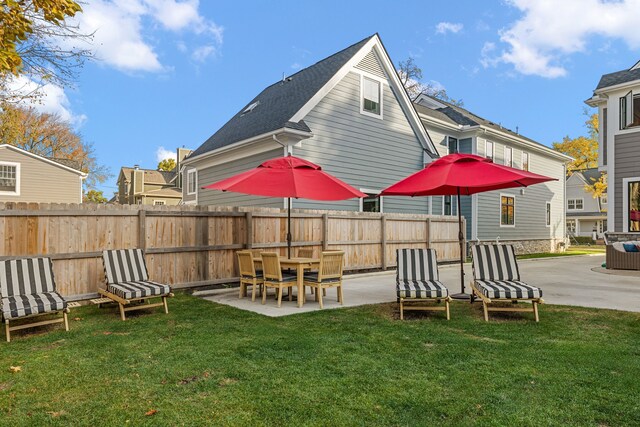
(594, 78, 640, 95)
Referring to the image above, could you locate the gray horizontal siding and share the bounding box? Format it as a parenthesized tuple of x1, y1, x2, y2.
(196, 148, 284, 208)
(614, 132, 640, 231)
(294, 70, 429, 214)
(565, 174, 600, 214)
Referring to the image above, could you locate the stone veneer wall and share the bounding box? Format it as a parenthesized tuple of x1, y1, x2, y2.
(604, 232, 640, 244)
(470, 238, 567, 255)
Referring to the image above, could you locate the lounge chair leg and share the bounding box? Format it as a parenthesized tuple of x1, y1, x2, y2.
(483, 301, 489, 322)
(119, 303, 126, 321)
(5, 319, 10, 343)
(399, 299, 404, 320)
(317, 287, 324, 309)
(445, 299, 450, 320)
(163, 296, 169, 314)
(533, 301, 539, 322)
(63, 310, 69, 331)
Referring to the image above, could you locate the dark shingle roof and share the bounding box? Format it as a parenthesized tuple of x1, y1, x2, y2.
(48, 157, 82, 171)
(190, 35, 376, 158)
(120, 167, 174, 184)
(579, 168, 604, 184)
(596, 67, 640, 90)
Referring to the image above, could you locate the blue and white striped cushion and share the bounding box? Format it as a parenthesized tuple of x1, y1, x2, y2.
(103, 249, 149, 284)
(107, 281, 170, 300)
(397, 280, 448, 299)
(471, 245, 520, 282)
(475, 280, 542, 299)
(1, 292, 67, 320)
(396, 249, 439, 282)
(0, 258, 57, 296)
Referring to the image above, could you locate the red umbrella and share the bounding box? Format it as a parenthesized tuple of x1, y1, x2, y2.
(381, 153, 556, 298)
(203, 155, 366, 257)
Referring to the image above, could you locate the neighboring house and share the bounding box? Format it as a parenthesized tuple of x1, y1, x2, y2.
(182, 34, 569, 252)
(565, 169, 607, 239)
(414, 95, 571, 252)
(0, 144, 86, 203)
(116, 147, 191, 205)
(586, 61, 640, 234)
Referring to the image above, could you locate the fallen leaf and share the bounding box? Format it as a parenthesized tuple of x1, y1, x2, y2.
(9, 366, 21, 373)
(145, 409, 157, 416)
(203, 371, 210, 378)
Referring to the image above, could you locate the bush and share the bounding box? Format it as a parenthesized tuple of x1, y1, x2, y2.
(573, 236, 595, 245)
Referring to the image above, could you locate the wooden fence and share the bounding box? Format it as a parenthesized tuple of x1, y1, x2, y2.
(0, 203, 464, 299)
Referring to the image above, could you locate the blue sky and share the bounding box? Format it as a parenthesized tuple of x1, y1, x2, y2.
(16, 0, 640, 195)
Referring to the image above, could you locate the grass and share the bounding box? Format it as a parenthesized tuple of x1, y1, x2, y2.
(1, 293, 639, 426)
(517, 245, 606, 260)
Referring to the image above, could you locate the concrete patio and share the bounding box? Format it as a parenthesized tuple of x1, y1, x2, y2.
(199, 254, 640, 317)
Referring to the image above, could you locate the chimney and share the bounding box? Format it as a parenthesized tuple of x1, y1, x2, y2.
(176, 147, 193, 188)
(134, 164, 140, 170)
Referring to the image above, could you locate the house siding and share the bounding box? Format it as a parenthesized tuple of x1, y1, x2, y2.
(602, 108, 608, 166)
(293, 70, 428, 213)
(566, 174, 600, 213)
(194, 148, 284, 208)
(0, 147, 82, 203)
(614, 132, 640, 231)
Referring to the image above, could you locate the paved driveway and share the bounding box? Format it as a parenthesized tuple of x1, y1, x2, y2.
(202, 255, 640, 316)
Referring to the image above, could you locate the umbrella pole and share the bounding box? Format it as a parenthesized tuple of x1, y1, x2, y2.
(287, 197, 292, 259)
(451, 189, 471, 300)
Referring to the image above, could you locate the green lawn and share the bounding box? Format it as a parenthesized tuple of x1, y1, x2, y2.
(1, 294, 639, 426)
(517, 246, 606, 260)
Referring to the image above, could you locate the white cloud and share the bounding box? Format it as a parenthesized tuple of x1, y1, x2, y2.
(156, 146, 176, 162)
(435, 22, 463, 35)
(5, 76, 86, 126)
(192, 45, 216, 62)
(485, 0, 640, 78)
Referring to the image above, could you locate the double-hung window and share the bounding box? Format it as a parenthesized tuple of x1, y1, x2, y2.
(485, 140, 494, 161)
(522, 152, 529, 171)
(0, 162, 19, 195)
(504, 147, 513, 167)
(500, 195, 515, 226)
(187, 169, 197, 195)
(567, 198, 583, 211)
(362, 76, 381, 116)
(447, 136, 458, 154)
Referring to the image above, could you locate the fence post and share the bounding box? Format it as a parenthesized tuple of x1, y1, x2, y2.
(426, 217, 432, 248)
(138, 208, 146, 251)
(245, 211, 253, 249)
(381, 215, 387, 270)
(322, 213, 329, 251)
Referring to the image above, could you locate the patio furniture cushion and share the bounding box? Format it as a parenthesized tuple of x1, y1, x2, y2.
(107, 281, 170, 300)
(397, 280, 449, 299)
(623, 243, 639, 252)
(471, 244, 520, 281)
(241, 269, 263, 279)
(475, 280, 542, 300)
(303, 272, 341, 284)
(0, 257, 57, 297)
(396, 248, 439, 282)
(103, 249, 149, 284)
(263, 274, 297, 283)
(1, 292, 67, 320)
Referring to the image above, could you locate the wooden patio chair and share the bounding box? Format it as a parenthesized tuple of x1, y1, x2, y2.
(1, 257, 70, 342)
(237, 250, 263, 301)
(303, 251, 345, 309)
(100, 249, 173, 321)
(470, 244, 543, 322)
(297, 248, 314, 258)
(260, 252, 297, 307)
(396, 249, 450, 320)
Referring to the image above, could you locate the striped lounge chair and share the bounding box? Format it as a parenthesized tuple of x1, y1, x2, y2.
(0, 257, 69, 342)
(100, 249, 173, 321)
(470, 244, 543, 322)
(396, 249, 450, 320)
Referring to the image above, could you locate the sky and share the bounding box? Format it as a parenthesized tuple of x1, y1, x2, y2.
(13, 0, 640, 196)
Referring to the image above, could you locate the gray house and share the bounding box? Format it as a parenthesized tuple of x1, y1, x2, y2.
(183, 34, 570, 253)
(414, 95, 571, 253)
(586, 61, 640, 234)
(565, 169, 607, 239)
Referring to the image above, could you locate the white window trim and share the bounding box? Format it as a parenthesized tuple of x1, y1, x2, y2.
(504, 146, 513, 167)
(485, 140, 494, 160)
(359, 188, 383, 213)
(522, 151, 530, 171)
(567, 198, 584, 211)
(447, 136, 459, 154)
(187, 169, 197, 195)
(622, 176, 640, 232)
(546, 202, 551, 227)
(359, 73, 384, 120)
(499, 193, 516, 228)
(0, 161, 20, 196)
(442, 195, 457, 216)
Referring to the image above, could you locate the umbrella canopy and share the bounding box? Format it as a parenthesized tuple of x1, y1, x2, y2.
(380, 153, 556, 299)
(203, 155, 366, 257)
(380, 153, 555, 197)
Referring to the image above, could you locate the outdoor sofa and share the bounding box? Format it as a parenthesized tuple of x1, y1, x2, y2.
(606, 242, 640, 271)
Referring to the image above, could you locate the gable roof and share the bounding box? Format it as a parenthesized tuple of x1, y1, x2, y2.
(0, 144, 87, 176)
(120, 167, 175, 185)
(595, 66, 640, 91)
(190, 36, 375, 158)
(575, 168, 604, 184)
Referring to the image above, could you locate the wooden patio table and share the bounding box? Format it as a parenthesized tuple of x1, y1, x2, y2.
(253, 256, 320, 308)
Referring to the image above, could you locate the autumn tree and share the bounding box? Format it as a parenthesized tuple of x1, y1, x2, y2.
(0, 0, 92, 102)
(553, 112, 606, 198)
(158, 158, 176, 172)
(397, 57, 463, 106)
(0, 103, 109, 188)
(84, 189, 107, 203)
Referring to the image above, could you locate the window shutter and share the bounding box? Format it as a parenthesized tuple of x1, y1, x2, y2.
(626, 91, 633, 127)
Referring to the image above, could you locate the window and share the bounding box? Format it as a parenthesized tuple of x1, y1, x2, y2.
(522, 152, 529, 171)
(444, 195, 452, 215)
(600, 194, 608, 205)
(447, 136, 458, 154)
(567, 198, 583, 210)
(485, 140, 494, 161)
(362, 76, 381, 116)
(628, 180, 640, 231)
(546, 202, 551, 227)
(567, 219, 576, 233)
(504, 147, 513, 167)
(187, 169, 197, 195)
(361, 191, 382, 213)
(154, 200, 165, 206)
(500, 195, 515, 226)
(620, 91, 640, 129)
(0, 162, 19, 195)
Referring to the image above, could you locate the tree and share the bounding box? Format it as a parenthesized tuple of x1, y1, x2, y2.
(0, 103, 109, 188)
(84, 189, 107, 203)
(1, 0, 92, 103)
(158, 158, 176, 172)
(553, 112, 606, 198)
(397, 57, 463, 106)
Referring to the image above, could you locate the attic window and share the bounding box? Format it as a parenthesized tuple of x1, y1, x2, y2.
(361, 76, 382, 118)
(242, 101, 260, 115)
